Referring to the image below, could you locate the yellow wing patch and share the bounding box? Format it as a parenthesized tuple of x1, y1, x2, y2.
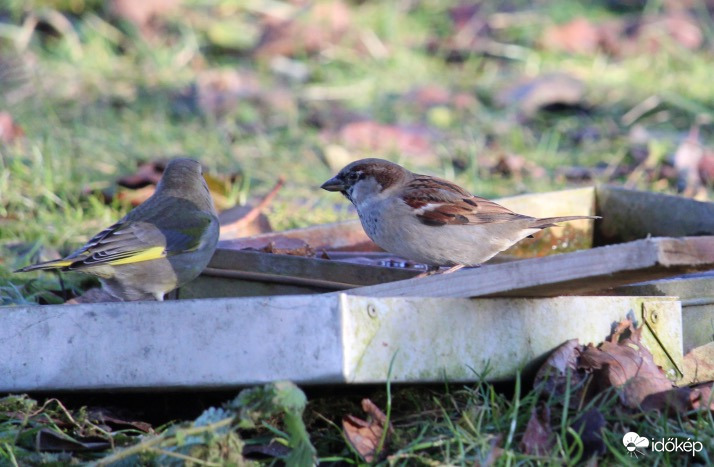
(107, 246, 167, 265)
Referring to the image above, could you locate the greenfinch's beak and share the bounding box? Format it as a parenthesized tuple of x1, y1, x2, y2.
(320, 177, 345, 192)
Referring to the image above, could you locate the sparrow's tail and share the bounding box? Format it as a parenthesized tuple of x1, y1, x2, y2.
(14, 258, 73, 273)
(531, 215, 601, 229)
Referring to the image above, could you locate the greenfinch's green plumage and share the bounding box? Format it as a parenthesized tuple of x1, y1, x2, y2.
(16, 158, 220, 301)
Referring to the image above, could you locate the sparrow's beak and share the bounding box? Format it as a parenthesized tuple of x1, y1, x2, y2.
(320, 177, 345, 192)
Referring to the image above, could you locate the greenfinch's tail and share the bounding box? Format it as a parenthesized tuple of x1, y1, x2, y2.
(14, 259, 74, 273)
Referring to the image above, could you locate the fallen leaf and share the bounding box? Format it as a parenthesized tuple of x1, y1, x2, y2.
(334, 120, 434, 156)
(86, 407, 153, 433)
(474, 434, 503, 467)
(342, 398, 392, 463)
(426, 3, 490, 62)
(219, 206, 272, 238)
(497, 73, 586, 119)
(0, 111, 25, 143)
(579, 322, 674, 408)
(640, 382, 714, 413)
(637, 13, 703, 53)
(534, 339, 583, 399)
(173, 69, 263, 118)
(117, 160, 167, 189)
(219, 177, 283, 239)
(681, 342, 714, 385)
(115, 185, 157, 207)
(541, 17, 601, 54)
(254, 1, 352, 58)
(491, 153, 547, 181)
(110, 0, 181, 36)
(520, 405, 553, 455)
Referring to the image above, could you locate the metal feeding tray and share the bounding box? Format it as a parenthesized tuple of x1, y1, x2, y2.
(2, 186, 713, 391)
(0, 295, 682, 391)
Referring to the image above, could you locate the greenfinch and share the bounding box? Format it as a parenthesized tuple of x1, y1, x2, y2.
(16, 158, 220, 301)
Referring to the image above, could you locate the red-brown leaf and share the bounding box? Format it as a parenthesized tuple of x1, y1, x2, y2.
(342, 398, 391, 463)
(520, 406, 553, 456)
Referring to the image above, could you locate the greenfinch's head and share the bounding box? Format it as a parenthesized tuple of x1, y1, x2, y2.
(156, 158, 215, 213)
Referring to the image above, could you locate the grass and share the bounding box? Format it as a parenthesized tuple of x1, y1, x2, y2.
(1, 0, 713, 464)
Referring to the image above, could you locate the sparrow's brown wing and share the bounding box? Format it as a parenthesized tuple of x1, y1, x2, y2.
(402, 176, 532, 227)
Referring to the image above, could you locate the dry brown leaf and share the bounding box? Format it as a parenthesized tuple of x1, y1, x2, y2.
(342, 398, 391, 463)
(114, 185, 157, 207)
(110, 0, 181, 36)
(534, 339, 583, 399)
(86, 407, 153, 433)
(254, 1, 352, 58)
(229, 236, 315, 257)
(219, 206, 272, 238)
(474, 434, 504, 467)
(541, 17, 601, 54)
(681, 342, 714, 385)
(497, 73, 586, 119)
(0, 111, 25, 144)
(335, 120, 434, 156)
(579, 323, 674, 408)
(117, 160, 167, 189)
(637, 13, 703, 53)
(219, 177, 284, 239)
(520, 406, 553, 455)
(640, 382, 714, 413)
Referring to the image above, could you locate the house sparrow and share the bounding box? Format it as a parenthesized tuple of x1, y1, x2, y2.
(321, 158, 599, 272)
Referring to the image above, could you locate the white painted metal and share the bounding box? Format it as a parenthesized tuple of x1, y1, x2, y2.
(0, 295, 680, 391)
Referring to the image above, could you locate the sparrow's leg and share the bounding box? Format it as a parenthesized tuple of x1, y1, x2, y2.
(413, 265, 441, 278)
(441, 264, 465, 274)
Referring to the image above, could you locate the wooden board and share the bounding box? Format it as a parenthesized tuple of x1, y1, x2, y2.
(349, 236, 714, 298)
(179, 248, 421, 299)
(596, 185, 714, 244)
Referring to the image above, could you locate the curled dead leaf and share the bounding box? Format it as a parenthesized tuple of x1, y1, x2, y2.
(342, 398, 392, 463)
(0, 111, 25, 144)
(520, 405, 553, 456)
(579, 323, 674, 408)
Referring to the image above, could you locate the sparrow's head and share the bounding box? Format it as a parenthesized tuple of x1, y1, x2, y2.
(321, 158, 410, 205)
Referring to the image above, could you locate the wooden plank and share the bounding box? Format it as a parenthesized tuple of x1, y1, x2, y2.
(349, 236, 714, 298)
(179, 248, 421, 298)
(0, 295, 681, 391)
(596, 185, 714, 244)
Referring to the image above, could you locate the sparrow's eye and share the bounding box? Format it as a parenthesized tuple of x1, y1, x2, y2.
(347, 172, 360, 182)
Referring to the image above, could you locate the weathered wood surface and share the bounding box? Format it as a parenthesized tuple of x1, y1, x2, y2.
(349, 236, 714, 298)
(596, 185, 714, 243)
(180, 248, 422, 298)
(0, 295, 680, 391)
